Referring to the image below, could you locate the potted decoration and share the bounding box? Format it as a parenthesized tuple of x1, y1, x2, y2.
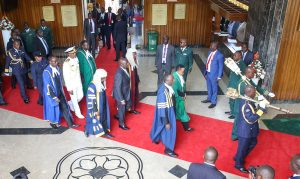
(0, 16, 15, 51)
(249, 52, 266, 85)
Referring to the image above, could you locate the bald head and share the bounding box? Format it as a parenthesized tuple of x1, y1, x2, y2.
(291, 154, 300, 174)
(256, 165, 275, 179)
(164, 74, 174, 86)
(119, 57, 128, 69)
(203, 146, 218, 164)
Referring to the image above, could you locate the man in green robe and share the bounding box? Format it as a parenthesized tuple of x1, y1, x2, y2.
(226, 51, 246, 119)
(39, 19, 54, 49)
(174, 38, 193, 82)
(21, 22, 36, 56)
(231, 67, 275, 140)
(172, 64, 193, 131)
(77, 40, 97, 95)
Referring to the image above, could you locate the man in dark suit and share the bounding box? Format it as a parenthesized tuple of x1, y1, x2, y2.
(155, 35, 175, 88)
(234, 85, 267, 173)
(114, 15, 127, 61)
(290, 154, 300, 179)
(202, 42, 224, 108)
(98, 7, 106, 48)
(241, 43, 254, 66)
(34, 29, 51, 57)
(104, 7, 116, 49)
(113, 58, 131, 130)
(187, 146, 226, 179)
(84, 12, 97, 58)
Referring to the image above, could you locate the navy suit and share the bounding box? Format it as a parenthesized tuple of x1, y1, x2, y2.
(114, 20, 128, 60)
(235, 99, 265, 168)
(104, 12, 116, 48)
(205, 50, 224, 105)
(31, 58, 48, 104)
(113, 67, 131, 126)
(5, 48, 32, 100)
(34, 36, 51, 57)
(187, 163, 226, 179)
(242, 51, 254, 66)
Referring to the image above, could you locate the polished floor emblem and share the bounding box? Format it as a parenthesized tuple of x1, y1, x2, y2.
(53, 147, 144, 179)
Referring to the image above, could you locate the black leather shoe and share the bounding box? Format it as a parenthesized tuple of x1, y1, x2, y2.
(37, 101, 43, 105)
(225, 111, 231, 114)
(208, 104, 216, 108)
(0, 102, 8, 106)
(70, 124, 79, 128)
(228, 115, 235, 119)
(12, 85, 16, 89)
(119, 125, 130, 130)
(24, 99, 30, 104)
(50, 123, 58, 129)
(185, 128, 194, 132)
(201, 99, 211, 103)
(104, 133, 115, 138)
(129, 110, 141, 114)
(235, 166, 248, 173)
(164, 150, 178, 158)
(114, 59, 118, 61)
(27, 86, 34, 90)
(231, 137, 238, 141)
(114, 115, 119, 120)
(154, 141, 159, 144)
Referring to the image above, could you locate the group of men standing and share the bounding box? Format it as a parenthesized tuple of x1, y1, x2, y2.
(2, 19, 53, 105)
(83, 6, 128, 61)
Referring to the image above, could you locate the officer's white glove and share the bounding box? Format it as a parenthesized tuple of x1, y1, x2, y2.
(268, 92, 275, 98)
(258, 95, 264, 101)
(259, 101, 266, 109)
(242, 76, 247, 81)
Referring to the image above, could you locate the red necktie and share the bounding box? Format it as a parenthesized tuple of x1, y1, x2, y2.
(206, 52, 214, 70)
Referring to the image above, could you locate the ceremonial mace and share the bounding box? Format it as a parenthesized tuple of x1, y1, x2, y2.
(224, 58, 292, 114)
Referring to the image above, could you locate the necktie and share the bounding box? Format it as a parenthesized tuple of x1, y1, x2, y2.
(206, 52, 214, 70)
(163, 45, 167, 63)
(242, 52, 245, 61)
(89, 19, 92, 32)
(109, 13, 111, 25)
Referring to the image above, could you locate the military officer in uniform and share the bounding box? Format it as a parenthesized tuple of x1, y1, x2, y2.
(31, 51, 48, 105)
(231, 67, 275, 140)
(174, 38, 193, 82)
(226, 51, 246, 119)
(5, 40, 33, 103)
(234, 85, 267, 173)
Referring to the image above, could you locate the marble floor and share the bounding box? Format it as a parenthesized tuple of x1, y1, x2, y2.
(0, 47, 299, 179)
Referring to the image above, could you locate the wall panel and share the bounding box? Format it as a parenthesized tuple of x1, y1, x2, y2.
(272, 0, 300, 100)
(0, 0, 84, 49)
(143, 0, 213, 46)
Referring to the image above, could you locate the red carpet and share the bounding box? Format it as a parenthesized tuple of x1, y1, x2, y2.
(1, 47, 298, 178)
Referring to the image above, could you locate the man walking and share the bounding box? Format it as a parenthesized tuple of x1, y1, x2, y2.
(114, 15, 128, 61)
(155, 35, 175, 88)
(84, 13, 97, 58)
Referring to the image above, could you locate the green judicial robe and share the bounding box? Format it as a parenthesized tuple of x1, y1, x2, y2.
(227, 60, 246, 116)
(231, 78, 269, 140)
(39, 26, 53, 48)
(21, 28, 36, 53)
(77, 48, 97, 95)
(174, 47, 193, 81)
(172, 72, 190, 122)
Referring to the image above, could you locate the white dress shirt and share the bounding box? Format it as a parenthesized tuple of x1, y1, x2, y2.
(89, 19, 95, 33)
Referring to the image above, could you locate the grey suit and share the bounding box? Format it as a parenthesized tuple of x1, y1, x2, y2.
(83, 18, 97, 58)
(113, 67, 131, 126)
(155, 44, 175, 88)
